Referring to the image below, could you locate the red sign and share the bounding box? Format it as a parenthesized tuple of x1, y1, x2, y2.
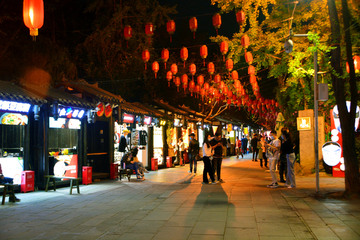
(97, 102, 104, 117)
(105, 103, 112, 118)
(123, 113, 134, 123)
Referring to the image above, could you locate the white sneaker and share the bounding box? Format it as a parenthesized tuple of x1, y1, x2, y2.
(194, 173, 197, 176)
(188, 171, 192, 174)
(211, 182, 217, 185)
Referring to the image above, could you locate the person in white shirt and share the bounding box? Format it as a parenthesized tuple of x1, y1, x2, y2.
(265, 130, 281, 188)
(202, 134, 216, 184)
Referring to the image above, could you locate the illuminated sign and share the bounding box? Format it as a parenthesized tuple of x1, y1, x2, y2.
(123, 113, 135, 123)
(227, 124, 232, 132)
(49, 117, 81, 129)
(144, 116, 152, 125)
(174, 119, 180, 127)
(0, 100, 31, 113)
(58, 107, 85, 119)
(0, 112, 28, 125)
(297, 117, 311, 130)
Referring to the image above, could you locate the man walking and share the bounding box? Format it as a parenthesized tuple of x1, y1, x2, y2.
(265, 130, 281, 188)
(251, 134, 259, 161)
(241, 135, 248, 155)
(188, 133, 199, 176)
(211, 133, 225, 183)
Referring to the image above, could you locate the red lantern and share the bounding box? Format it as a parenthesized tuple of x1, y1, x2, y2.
(226, 59, 234, 73)
(234, 80, 240, 89)
(124, 25, 132, 47)
(189, 17, 198, 39)
(195, 85, 201, 97)
(180, 47, 188, 68)
(200, 45, 208, 66)
(200, 88, 206, 96)
(227, 91, 233, 98)
(223, 86, 228, 94)
(197, 75, 204, 86)
(142, 49, 150, 70)
(204, 82, 210, 91)
(181, 74, 188, 93)
(212, 13, 221, 36)
(250, 75, 256, 84)
(175, 77, 181, 92)
(248, 65, 255, 75)
(245, 51, 253, 64)
(23, 0, 44, 38)
(145, 22, 154, 45)
(189, 63, 196, 81)
(152, 61, 159, 78)
(166, 71, 173, 87)
(189, 80, 195, 96)
(346, 55, 360, 73)
(167, 20, 175, 42)
(232, 70, 239, 81)
(220, 41, 228, 61)
(214, 74, 221, 84)
(219, 81, 225, 89)
(161, 49, 169, 69)
(208, 62, 215, 80)
(227, 99, 232, 106)
(171, 64, 178, 81)
(236, 10, 246, 26)
(241, 35, 250, 49)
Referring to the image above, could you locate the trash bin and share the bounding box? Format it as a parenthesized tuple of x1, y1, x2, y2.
(166, 156, 172, 168)
(21, 170, 34, 193)
(110, 163, 118, 180)
(151, 158, 158, 171)
(82, 166, 92, 185)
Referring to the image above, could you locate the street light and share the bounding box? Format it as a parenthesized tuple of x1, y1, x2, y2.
(285, 32, 320, 193)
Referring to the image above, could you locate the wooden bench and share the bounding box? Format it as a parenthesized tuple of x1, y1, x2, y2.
(1, 183, 18, 205)
(119, 168, 135, 181)
(44, 175, 82, 195)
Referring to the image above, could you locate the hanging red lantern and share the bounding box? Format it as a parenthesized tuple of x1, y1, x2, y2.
(180, 47, 188, 68)
(197, 75, 204, 86)
(142, 49, 150, 70)
(250, 75, 257, 84)
(214, 74, 221, 84)
(212, 13, 221, 36)
(166, 71, 173, 87)
(209, 86, 215, 96)
(248, 65, 255, 75)
(207, 62, 215, 80)
(227, 91, 233, 98)
(223, 86, 229, 95)
(189, 17, 198, 39)
(204, 82, 210, 92)
(161, 49, 169, 69)
(195, 85, 201, 97)
(232, 70, 239, 80)
(189, 63, 196, 81)
(220, 41, 228, 61)
(171, 63, 178, 81)
(175, 77, 181, 92)
(241, 34, 250, 49)
(145, 22, 154, 45)
(124, 25, 132, 47)
(226, 59, 234, 73)
(234, 80, 240, 89)
(227, 99, 232, 106)
(200, 88, 206, 96)
(189, 80, 195, 96)
(181, 74, 188, 93)
(167, 20, 175, 42)
(245, 51, 253, 64)
(23, 0, 44, 39)
(236, 10, 246, 26)
(219, 81, 225, 89)
(275, 102, 279, 108)
(200, 45, 208, 66)
(346, 55, 360, 73)
(152, 61, 159, 79)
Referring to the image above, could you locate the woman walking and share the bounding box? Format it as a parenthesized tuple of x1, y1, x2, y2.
(202, 134, 216, 184)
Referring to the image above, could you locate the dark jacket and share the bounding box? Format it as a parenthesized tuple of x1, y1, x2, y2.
(210, 139, 223, 157)
(188, 139, 199, 155)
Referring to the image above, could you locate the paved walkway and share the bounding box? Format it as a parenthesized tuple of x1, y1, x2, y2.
(1, 154, 360, 240)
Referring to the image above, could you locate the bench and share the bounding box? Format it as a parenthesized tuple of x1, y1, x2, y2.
(119, 168, 135, 181)
(1, 183, 18, 205)
(44, 175, 82, 195)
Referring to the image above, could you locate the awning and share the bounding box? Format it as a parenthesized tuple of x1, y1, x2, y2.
(0, 81, 46, 105)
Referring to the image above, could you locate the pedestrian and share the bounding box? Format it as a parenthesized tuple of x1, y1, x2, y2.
(211, 133, 225, 183)
(279, 127, 289, 183)
(259, 135, 268, 168)
(241, 135, 248, 155)
(188, 133, 199, 176)
(235, 136, 243, 158)
(178, 138, 185, 166)
(202, 134, 216, 184)
(251, 134, 259, 161)
(281, 131, 296, 188)
(265, 130, 281, 188)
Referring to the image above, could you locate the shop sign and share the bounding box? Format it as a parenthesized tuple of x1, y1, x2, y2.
(0, 157, 23, 184)
(0, 100, 31, 113)
(52, 154, 78, 178)
(227, 124, 232, 132)
(105, 103, 112, 118)
(97, 102, 104, 117)
(144, 116, 152, 125)
(212, 126, 218, 135)
(123, 113, 135, 123)
(49, 117, 81, 129)
(58, 107, 85, 119)
(297, 117, 311, 130)
(174, 118, 180, 127)
(0, 112, 28, 125)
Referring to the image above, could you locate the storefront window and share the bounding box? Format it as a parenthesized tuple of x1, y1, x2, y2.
(153, 126, 163, 165)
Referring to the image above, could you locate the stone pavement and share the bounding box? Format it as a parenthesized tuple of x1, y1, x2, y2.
(1, 154, 360, 240)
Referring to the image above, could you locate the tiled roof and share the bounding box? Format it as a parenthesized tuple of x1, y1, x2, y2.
(121, 102, 149, 115)
(21, 83, 95, 108)
(57, 81, 124, 104)
(131, 102, 164, 118)
(0, 81, 46, 105)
